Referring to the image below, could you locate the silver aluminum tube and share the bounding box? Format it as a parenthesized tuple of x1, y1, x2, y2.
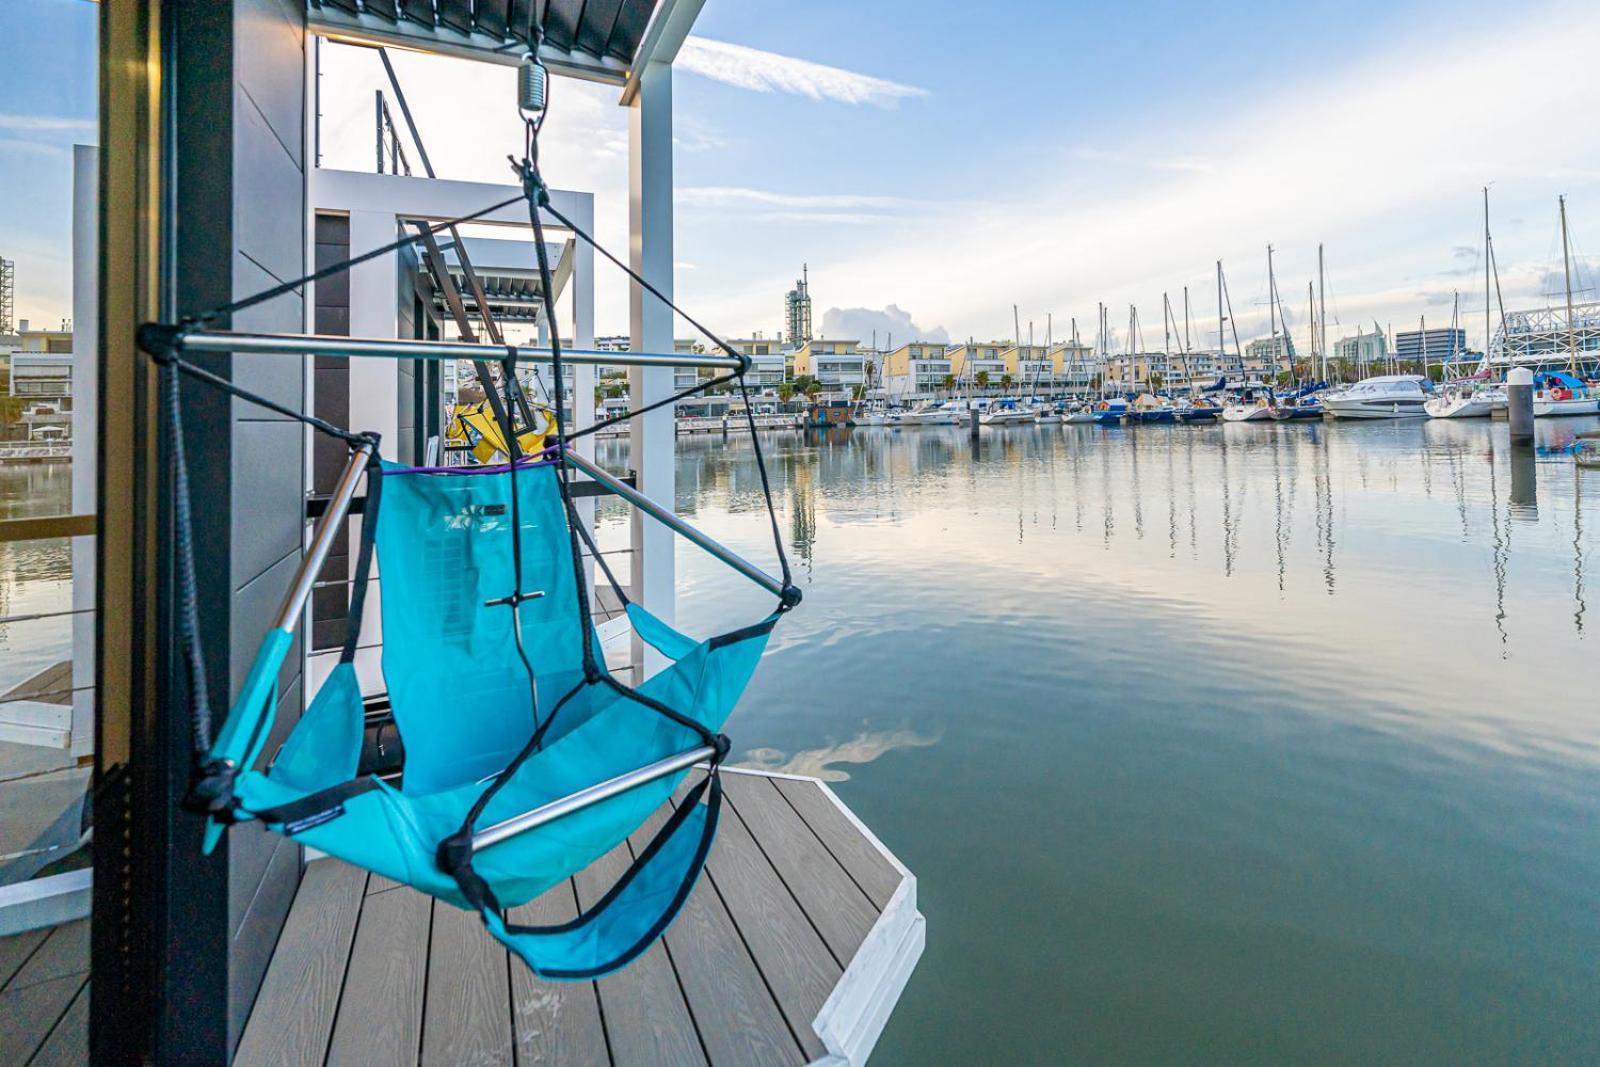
(272, 441, 374, 631)
(175, 329, 746, 371)
(563, 450, 786, 598)
(471, 745, 715, 851)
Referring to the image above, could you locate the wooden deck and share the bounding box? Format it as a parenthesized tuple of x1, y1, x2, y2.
(0, 769, 923, 1066)
(0, 918, 89, 1065)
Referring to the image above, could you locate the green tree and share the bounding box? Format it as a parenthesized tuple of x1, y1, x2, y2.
(975, 370, 991, 391)
(940, 373, 956, 393)
(777, 382, 795, 403)
(851, 383, 866, 401)
(999, 374, 1014, 391)
(1149, 372, 1165, 392)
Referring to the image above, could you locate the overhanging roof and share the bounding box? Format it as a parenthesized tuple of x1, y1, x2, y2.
(306, 0, 693, 85)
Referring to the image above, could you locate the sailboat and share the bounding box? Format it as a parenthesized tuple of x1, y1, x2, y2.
(1533, 195, 1600, 417)
(1127, 304, 1177, 424)
(1221, 256, 1278, 422)
(1172, 286, 1221, 422)
(1061, 316, 1097, 424)
(1430, 192, 1507, 419)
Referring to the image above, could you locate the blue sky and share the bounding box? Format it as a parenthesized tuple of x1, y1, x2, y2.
(0, 0, 97, 332)
(5, 0, 1598, 355)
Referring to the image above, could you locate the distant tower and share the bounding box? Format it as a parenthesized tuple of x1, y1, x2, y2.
(0, 257, 13, 335)
(785, 264, 812, 346)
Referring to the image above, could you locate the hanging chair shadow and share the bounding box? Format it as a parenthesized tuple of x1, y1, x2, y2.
(204, 453, 788, 980)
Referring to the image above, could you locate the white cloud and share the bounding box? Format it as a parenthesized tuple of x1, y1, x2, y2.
(0, 113, 94, 132)
(677, 37, 926, 108)
(739, 3, 1600, 350)
(820, 304, 949, 345)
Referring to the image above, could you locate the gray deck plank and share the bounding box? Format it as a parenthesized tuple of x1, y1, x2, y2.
(27, 979, 88, 1067)
(632, 800, 806, 1067)
(506, 880, 609, 1067)
(367, 873, 403, 895)
(722, 772, 879, 964)
(578, 843, 707, 1067)
(771, 775, 902, 910)
(8, 920, 88, 991)
(0, 974, 83, 1064)
(325, 884, 430, 1067)
(692, 784, 835, 1061)
(0, 929, 48, 991)
(234, 859, 367, 1067)
(421, 898, 513, 1066)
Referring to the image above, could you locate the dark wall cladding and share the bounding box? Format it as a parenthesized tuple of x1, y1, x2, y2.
(312, 212, 351, 653)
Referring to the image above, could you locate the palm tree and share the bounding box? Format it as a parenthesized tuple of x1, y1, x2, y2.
(975, 370, 991, 392)
(940, 373, 956, 394)
(777, 382, 795, 403)
(999, 373, 1014, 392)
(1149, 372, 1165, 392)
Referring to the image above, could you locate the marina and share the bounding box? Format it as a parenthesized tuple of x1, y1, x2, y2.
(4, 0, 1600, 1061)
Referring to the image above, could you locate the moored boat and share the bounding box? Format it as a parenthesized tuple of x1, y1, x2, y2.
(1320, 374, 1432, 419)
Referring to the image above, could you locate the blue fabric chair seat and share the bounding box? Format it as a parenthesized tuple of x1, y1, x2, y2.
(200, 461, 778, 978)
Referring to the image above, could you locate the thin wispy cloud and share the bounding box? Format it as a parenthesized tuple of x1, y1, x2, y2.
(0, 113, 94, 132)
(700, 5, 1600, 346)
(678, 37, 926, 108)
(677, 186, 920, 212)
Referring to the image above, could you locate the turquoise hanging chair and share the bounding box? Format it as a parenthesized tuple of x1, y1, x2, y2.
(144, 54, 799, 976)
(189, 451, 789, 979)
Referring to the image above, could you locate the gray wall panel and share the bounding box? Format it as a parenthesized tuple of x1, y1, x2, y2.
(229, 420, 305, 593)
(233, 84, 304, 287)
(235, 0, 305, 169)
(231, 253, 304, 412)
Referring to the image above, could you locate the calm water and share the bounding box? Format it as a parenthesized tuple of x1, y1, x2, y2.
(602, 417, 1600, 1065)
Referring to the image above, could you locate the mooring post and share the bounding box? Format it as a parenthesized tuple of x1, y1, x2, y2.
(1507, 366, 1534, 446)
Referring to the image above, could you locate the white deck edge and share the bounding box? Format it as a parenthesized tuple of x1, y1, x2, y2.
(0, 869, 92, 936)
(723, 765, 925, 1067)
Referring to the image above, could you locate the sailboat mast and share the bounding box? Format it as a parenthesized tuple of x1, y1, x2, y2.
(1317, 244, 1328, 383)
(1217, 261, 1225, 384)
(1483, 188, 1492, 373)
(1307, 281, 1316, 384)
(1560, 194, 1578, 375)
(1266, 244, 1279, 383)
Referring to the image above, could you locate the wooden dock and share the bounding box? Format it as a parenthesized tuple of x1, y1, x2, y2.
(0, 768, 923, 1065)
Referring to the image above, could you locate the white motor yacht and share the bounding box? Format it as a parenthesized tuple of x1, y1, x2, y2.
(1532, 373, 1600, 417)
(895, 400, 965, 426)
(1221, 394, 1278, 422)
(1321, 375, 1432, 419)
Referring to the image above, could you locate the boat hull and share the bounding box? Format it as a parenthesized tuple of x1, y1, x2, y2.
(1425, 395, 1497, 419)
(1321, 400, 1429, 419)
(1533, 397, 1600, 417)
(1132, 408, 1177, 424)
(1222, 405, 1276, 422)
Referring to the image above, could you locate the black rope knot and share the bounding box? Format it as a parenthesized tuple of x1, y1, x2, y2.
(711, 733, 732, 763)
(137, 322, 185, 364)
(182, 758, 239, 817)
(778, 584, 804, 612)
